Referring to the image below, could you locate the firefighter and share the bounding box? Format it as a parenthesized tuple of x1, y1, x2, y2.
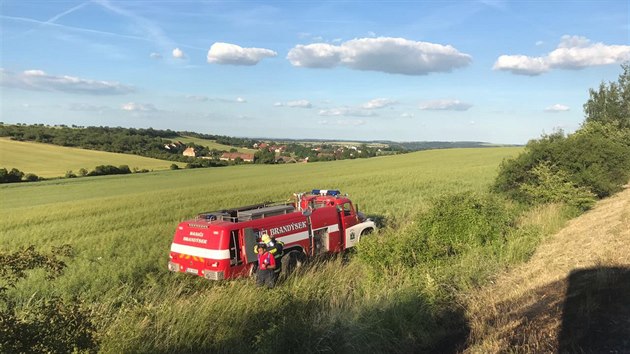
(261, 233, 284, 278)
(256, 243, 276, 288)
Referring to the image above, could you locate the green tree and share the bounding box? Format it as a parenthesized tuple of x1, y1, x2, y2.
(23, 173, 40, 182)
(0, 168, 25, 183)
(583, 62, 630, 128)
(254, 149, 275, 164)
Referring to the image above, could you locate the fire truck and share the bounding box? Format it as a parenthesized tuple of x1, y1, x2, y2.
(168, 189, 376, 281)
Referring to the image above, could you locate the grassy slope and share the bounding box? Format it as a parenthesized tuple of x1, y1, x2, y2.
(465, 186, 630, 353)
(0, 138, 184, 178)
(0, 147, 522, 352)
(178, 135, 257, 154)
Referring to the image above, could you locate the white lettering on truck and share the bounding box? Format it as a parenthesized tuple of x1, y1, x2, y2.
(183, 237, 208, 244)
(267, 221, 308, 237)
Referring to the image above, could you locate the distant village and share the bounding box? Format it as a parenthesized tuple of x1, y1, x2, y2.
(164, 140, 392, 164)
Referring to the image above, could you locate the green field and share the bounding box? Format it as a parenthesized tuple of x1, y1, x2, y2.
(179, 135, 257, 154)
(1, 147, 523, 352)
(0, 138, 184, 178)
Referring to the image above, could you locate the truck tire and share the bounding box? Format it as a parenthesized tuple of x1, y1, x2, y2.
(360, 228, 374, 237)
(281, 251, 305, 278)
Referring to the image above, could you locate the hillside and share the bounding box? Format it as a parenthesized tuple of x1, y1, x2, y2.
(464, 185, 630, 352)
(178, 135, 257, 154)
(0, 138, 183, 178)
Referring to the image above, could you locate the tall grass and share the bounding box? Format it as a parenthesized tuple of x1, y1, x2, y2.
(2, 147, 540, 352)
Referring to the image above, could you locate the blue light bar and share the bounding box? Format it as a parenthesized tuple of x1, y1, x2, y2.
(312, 189, 340, 196)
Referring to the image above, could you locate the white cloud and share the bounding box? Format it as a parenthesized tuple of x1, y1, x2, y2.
(121, 102, 157, 112)
(419, 99, 472, 111)
(207, 42, 277, 65)
(172, 48, 185, 59)
(186, 95, 245, 103)
(535, 40, 544, 46)
(67, 103, 110, 111)
(287, 43, 343, 68)
(318, 107, 376, 117)
(400, 112, 414, 118)
(275, 99, 312, 108)
(319, 119, 366, 126)
(287, 37, 472, 75)
(361, 98, 397, 109)
(187, 95, 208, 102)
(544, 104, 570, 112)
(0, 68, 133, 95)
(494, 35, 630, 76)
(150, 52, 162, 59)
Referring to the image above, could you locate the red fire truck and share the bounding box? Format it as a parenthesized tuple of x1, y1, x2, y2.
(168, 189, 375, 281)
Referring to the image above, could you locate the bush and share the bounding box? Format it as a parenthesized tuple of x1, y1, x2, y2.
(0, 245, 99, 353)
(65, 170, 77, 178)
(169, 164, 179, 170)
(519, 162, 596, 211)
(358, 192, 517, 271)
(494, 122, 630, 201)
(87, 165, 133, 176)
(23, 173, 40, 182)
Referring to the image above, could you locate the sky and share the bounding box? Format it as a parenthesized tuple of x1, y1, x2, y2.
(1, 1, 629, 144)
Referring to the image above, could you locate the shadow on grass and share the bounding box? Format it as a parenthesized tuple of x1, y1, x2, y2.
(559, 267, 630, 353)
(365, 213, 388, 229)
(471, 267, 630, 353)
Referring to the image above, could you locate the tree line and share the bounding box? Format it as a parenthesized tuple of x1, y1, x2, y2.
(0, 125, 203, 164)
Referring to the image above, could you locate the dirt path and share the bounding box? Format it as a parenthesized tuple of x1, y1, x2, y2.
(464, 186, 630, 353)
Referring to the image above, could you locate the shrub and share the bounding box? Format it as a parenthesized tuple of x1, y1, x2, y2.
(413, 192, 516, 261)
(65, 170, 77, 178)
(23, 173, 40, 182)
(519, 162, 596, 211)
(169, 164, 179, 170)
(494, 122, 630, 201)
(0, 245, 99, 353)
(358, 192, 517, 271)
(87, 165, 132, 176)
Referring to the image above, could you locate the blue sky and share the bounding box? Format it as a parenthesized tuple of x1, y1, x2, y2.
(1, 0, 628, 144)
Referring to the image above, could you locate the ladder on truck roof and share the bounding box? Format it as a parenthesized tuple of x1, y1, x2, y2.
(237, 204, 295, 221)
(196, 202, 295, 223)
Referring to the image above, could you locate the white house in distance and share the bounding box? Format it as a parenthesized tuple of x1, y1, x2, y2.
(182, 147, 196, 157)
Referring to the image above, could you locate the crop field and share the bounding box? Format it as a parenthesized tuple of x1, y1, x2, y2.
(178, 135, 257, 154)
(1, 147, 523, 352)
(0, 138, 184, 178)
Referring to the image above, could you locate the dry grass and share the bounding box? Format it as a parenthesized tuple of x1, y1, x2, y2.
(464, 185, 630, 353)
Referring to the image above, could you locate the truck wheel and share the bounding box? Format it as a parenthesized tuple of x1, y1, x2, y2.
(281, 251, 305, 278)
(360, 228, 374, 238)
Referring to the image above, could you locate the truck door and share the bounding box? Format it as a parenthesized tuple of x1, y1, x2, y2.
(339, 202, 359, 249)
(340, 202, 358, 229)
(242, 228, 258, 264)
